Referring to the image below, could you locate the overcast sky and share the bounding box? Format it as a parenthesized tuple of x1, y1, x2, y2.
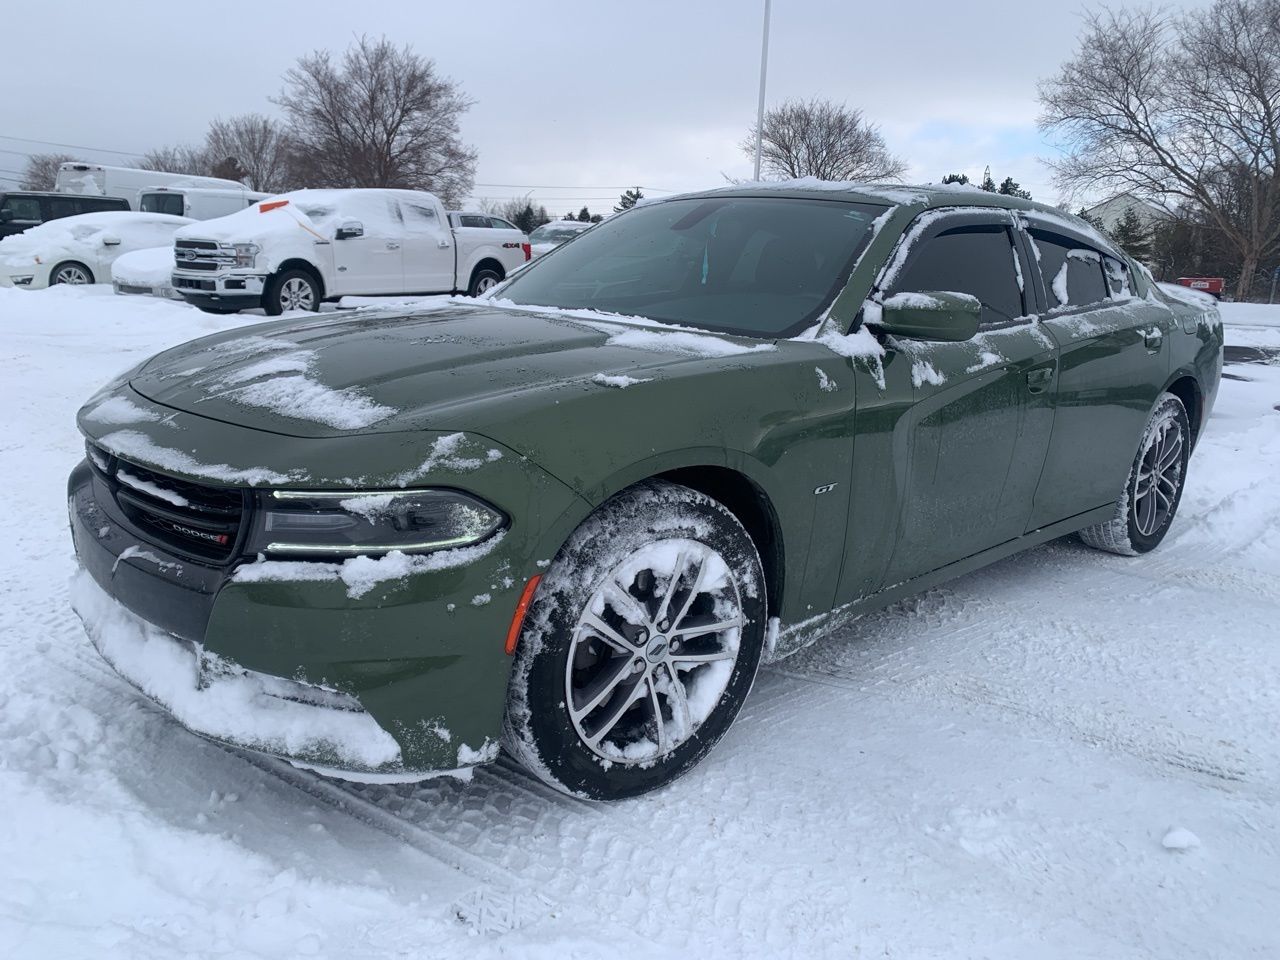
(0, 0, 1211, 214)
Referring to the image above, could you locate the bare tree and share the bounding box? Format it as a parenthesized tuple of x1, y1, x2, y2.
(136, 144, 214, 177)
(1039, 1, 1280, 299)
(205, 114, 293, 193)
(741, 98, 907, 183)
(275, 35, 477, 206)
(20, 153, 74, 190)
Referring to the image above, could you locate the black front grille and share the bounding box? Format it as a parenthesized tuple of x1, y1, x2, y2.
(175, 259, 222, 272)
(174, 276, 215, 291)
(88, 443, 247, 562)
(176, 239, 219, 252)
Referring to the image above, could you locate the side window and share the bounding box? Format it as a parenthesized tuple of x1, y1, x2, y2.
(459, 214, 490, 228)
(489, 217, 517, 230)
(400, 200, 443, 235)
(47, 197, 78, 220)
(1028, 229, 1109, 308)
(1, 196, 42, 221)
(891, 224, 1025, 326)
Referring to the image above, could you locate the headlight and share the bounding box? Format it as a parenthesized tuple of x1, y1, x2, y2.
(232, 243, 259, 268)
(11, 275, 34, 286)
(247, 489, 506, 558)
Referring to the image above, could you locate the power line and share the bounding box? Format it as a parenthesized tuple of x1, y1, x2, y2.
(472, 181, 674, 193)
(0, 133, 140, 157)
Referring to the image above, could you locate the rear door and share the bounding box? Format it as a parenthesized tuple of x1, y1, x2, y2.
(1020, 215, 1171, 529)
(397, 198, 456, 293)
(871, 210, 1059, 584)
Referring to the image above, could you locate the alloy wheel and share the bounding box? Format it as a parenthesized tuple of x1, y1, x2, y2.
(54, 265, 90, 285)
(1132, 409, 1185, 537)
(476, 275, 499, 293)
(279, 276, 315, 311)
(565, 539, 745, 764)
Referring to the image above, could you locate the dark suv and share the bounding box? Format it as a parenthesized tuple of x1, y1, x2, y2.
(0, 191, 130, 239)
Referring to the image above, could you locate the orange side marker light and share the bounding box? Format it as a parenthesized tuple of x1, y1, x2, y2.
(505, 575, 542, 655)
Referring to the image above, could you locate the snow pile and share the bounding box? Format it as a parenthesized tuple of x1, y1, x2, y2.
(83, 395, 161, 425)
(607, 327, 776, 358)
(0, 213, 191, 275)
(911, 360, 946, 387)
(70, 570, 402, 769)
(225, 374, 395, 431)
(393, 432, 503, 486)
(95, 429, 297, 486)
(591, 373, 651, 388)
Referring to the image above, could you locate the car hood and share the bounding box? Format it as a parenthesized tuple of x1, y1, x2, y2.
(127, 303, 777, 440)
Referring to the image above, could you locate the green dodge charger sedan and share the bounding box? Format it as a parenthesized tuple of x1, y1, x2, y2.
(68, 183, 1223, 800)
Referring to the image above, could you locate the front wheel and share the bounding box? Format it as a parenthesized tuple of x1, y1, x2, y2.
(263, 269, 320, 316)
(1079, 392, 1190, 556)
(504, 481, 767, 800)
(51, 261, 94, 285)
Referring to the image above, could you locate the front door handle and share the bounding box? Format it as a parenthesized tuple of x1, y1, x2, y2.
(1144, 327, 1164, 351)
(1026, 366, 1054, 394)
(437, 239, 451, 249)
(386, 241, 401, 250)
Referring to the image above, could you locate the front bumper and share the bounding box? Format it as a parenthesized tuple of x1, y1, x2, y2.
(172, 269, 266, 310)
(67, 415, 589, 777)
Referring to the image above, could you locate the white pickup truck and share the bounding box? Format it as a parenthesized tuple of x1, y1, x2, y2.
(170, 188, 531, 315)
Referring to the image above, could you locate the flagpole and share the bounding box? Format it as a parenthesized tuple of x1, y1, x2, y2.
(753, 0, 772, 181)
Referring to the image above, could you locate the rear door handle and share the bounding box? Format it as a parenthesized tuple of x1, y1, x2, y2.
(1026, 366, 1054, 394)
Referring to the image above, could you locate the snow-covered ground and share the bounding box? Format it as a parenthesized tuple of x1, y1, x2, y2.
(1, 286, 1278, 959)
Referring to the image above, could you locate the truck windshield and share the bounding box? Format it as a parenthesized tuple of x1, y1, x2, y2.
(500, 196, 887, 338)
(140, 193, 184, 216)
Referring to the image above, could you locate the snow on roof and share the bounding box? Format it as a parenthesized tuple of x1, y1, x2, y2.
(0, 212, 191, 266)
(176, 189, 441, 244)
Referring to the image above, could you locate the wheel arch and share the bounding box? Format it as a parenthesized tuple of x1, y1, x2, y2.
(51, 259, 95, 284)
(1162, 371, 1203, 448)
(469, 257, 506, 284)
(275, 258, 326, 299)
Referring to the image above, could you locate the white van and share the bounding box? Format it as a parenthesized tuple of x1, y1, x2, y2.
(139, 186, 271, 221)
(55, 162, 247, 211)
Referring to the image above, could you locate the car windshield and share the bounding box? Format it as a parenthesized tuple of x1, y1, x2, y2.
(530, 224, 587, 243)
(502, 197, 887, 338)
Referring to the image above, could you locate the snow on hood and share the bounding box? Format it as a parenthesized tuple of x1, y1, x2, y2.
(0, 212, 191, 267)
(110, 246, 174, 286)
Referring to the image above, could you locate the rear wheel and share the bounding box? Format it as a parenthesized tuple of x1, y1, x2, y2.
(504, 481, 767, 800)
(467, 265, 503, 297)
(1079, 392, 1190, 556)
(51, 261, 94, 285)
(264, 268, 320, 315)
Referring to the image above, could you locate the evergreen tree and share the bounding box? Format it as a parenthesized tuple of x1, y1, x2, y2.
(997, 176, 1032, 199)
(1076, 207, 1109, 233)
(614, 187, 644, 213)
(1110, 205, 1153, 260)
(980, 166, 997, 192)
(941, 173, 970, 185)
(577, 206, 592, 222)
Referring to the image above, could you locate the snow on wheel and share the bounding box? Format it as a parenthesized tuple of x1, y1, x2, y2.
(264, 268, 320, 315)
(503, 480, 766, 800)
(1079, 392, 1190, 556)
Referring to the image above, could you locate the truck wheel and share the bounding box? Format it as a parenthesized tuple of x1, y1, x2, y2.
(467, 265, 503, 297)
(264, 269, 320, 316)
(503, 480, 767, 800)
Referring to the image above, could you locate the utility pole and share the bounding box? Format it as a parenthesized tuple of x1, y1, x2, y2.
(752, 0, 772, 182)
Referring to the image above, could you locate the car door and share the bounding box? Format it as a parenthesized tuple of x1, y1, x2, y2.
(870, 210, 1059, 585)
(329, 194, 404, 296)
(397, 198, 456, 293)
(1020, 216, 1172, 529)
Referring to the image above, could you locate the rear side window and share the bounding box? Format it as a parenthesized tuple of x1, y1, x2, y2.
(891, 225, 1025, 326)
(140, 193, 185, 216)
(489, 217, 517, 230)
(1, 196, 42, 221)
(80, 196, 129, 213)
(47, 197, 78, 220)
(1029, 230, 1109, 308)
(458, 214, 490, 228)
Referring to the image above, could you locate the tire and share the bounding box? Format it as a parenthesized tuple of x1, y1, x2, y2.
(263, 268, 320, 316)
(503, 480, 767, 800)
(467, 265, 503, 297)
(1079, 392, 1190, 556)
(50, 261, 94, 285)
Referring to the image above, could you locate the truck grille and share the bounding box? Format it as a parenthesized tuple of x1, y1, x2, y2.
(174, 239, 235, 273)
(88, 442, 247, 563)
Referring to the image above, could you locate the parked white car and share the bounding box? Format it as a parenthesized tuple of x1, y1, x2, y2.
(0, 212, 193, 289)
(528, 219, 594, 259)
(112, 246, 183, 300)
(171, 189, 532, 315)
(140, 186, 272, 221)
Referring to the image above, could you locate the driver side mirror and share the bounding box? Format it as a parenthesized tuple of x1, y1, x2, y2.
(335, 221, 364, 240)
(875, 290, 980, 342)
(101, 234, 121, 247)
